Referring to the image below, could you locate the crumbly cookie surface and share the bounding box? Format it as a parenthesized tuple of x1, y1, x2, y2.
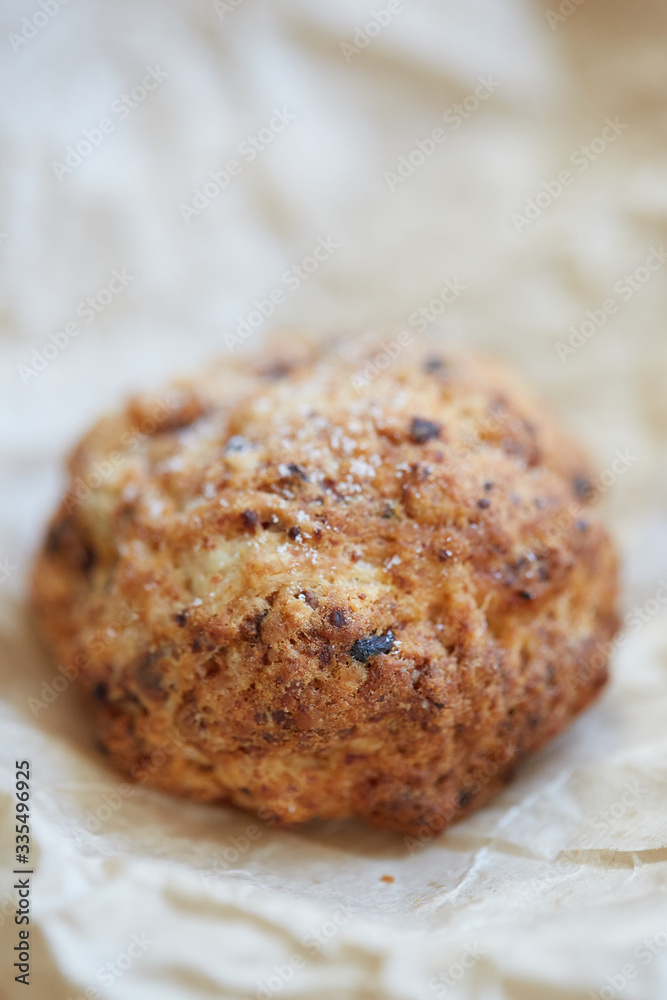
(32, 337, 619, 836)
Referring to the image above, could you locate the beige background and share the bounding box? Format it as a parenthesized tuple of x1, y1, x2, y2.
(1, 0, 667, 997)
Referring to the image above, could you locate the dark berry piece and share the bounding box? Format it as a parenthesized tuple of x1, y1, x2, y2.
(93, 682, 108, 702)
(573, 475, 593, 499)
(286, 463, 307, 481)
(409, 417, 442, 444)
(350, 630, 395, 663)
(242, 509, 259, 530)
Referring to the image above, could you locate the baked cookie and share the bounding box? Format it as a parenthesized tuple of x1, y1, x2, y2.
(32, 337, 619, 836)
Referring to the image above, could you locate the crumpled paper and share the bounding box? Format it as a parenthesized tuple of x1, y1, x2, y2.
(1, 0, 667, 997)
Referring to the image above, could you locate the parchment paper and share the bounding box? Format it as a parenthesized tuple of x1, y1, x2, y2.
(1, 0, 667, 997)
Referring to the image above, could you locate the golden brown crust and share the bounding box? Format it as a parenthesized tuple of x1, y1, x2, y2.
(31, 337, 620, 836)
